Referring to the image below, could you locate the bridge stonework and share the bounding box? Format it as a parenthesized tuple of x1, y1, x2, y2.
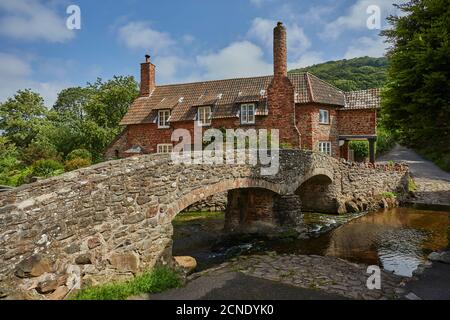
(0, 150, 409, 299)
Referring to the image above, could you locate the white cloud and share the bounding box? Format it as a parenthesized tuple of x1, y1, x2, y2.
(344, 36, 388, 59)
(0, 0, 74, 42)
(289, 51, 325, 69)
(196, 41, 272, 79)
(247, 18, 311, 60)
(117, 21, 175, 54)
(248, 0, 274, 7)
(321, 0, 404, 39)
(0, 52, 71, 107)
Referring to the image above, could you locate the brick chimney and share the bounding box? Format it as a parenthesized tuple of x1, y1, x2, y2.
(273, 22, 287, 78)
(140, 54, 155, 96)
(266, 22, 299, 148)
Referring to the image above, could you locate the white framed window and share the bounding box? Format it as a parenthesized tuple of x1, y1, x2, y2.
(157, 144, 173, 154)
(240, 103, 255, 124)
(318, 141, 332, 155)
(319, 109, 330, 124)
(158, 110, 170, 128)
(197, 106, 211, 126)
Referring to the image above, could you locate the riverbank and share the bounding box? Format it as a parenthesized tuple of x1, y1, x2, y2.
(135, 254, 407, 300)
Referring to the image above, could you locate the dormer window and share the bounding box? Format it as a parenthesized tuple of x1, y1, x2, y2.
(158, 110, 170, 128)
(241, 103, 255, 124)
(319, 109, 330, 124)
(197, 106, 211, 126)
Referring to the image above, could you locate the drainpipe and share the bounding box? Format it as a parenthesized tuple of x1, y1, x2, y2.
(293, 97, 302, 149)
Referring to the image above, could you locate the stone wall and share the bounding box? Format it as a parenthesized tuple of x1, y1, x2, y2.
(0, 150, 409, 299)
(183, 193, 226, 212)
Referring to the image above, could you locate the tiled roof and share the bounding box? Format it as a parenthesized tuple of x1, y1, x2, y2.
(343, 88, 381, 110)
(120, 72, 379, 125)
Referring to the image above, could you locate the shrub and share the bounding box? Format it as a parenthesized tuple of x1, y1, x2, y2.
(380, 192, 397, 199)
(31, 159, 64, 178)
(66, 149, 92, 162)
(73, 267, 181, 300)
(349, 141, 369, 160)
(376, 127, 396, 155)
(408, 177, 417, 193)
(21, 140, 62, 166)
(64, 157, 91, 171)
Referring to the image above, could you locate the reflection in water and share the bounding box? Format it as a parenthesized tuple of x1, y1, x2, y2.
(173, 208, 450, 277)
(303, 208, 450, 277)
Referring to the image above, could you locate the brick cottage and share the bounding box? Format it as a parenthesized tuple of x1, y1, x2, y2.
(106, 22, 379, 163)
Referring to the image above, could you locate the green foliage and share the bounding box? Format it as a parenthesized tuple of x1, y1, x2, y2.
(408, 177, 418, 193)
(31, 159, 64, 178)
(64, 158, 91, 172)
(67, 149, 92, 162)
(84, 76, 139, 129)
(73, 267, 181, 300)
(20, 139, 61, 166)
(380, 192, 397, 199)
(53, 87, 90, 121)
(0, 89, 48, 149)
(381, 0, 450, 171)
(0, 75, 139, 186)
(290, 57, 388, 91)
(376, 126, 396, 155)
(349, 141, 369, 160)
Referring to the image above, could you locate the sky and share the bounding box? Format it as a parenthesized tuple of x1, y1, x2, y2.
(0, 0, 404, 107)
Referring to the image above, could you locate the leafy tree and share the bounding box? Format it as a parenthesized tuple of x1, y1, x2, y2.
(381, 0, 450, 171)
(53, 87, 90, 121)
(84, 76, 139, 128)
(0, 89, 48, 149)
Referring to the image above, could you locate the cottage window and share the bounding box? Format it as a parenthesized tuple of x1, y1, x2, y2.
(319, 109, 330, 124)
(157, 144, 173, 154)
(158, 110, 170, 128)
(197, 106, 211, 126)
(318, 141, 332, 155)
(240, 104, 255, 124)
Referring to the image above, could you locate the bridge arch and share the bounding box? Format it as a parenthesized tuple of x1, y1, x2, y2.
(164, 178, 284, 220)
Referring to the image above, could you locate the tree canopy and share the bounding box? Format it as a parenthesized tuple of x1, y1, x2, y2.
(381, 0, 450, 170)
(289, 56, 388, 91)
(0, 76, 139, 186)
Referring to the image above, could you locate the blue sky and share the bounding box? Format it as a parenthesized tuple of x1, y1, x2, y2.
(0, 0, 403, 106)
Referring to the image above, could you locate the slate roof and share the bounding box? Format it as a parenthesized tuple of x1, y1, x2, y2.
(120, 72, 379, 125)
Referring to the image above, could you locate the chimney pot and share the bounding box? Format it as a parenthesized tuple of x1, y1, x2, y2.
(140, 54, 155, 96)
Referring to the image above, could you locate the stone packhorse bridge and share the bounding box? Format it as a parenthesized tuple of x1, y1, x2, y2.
(0, 150, 408, 299)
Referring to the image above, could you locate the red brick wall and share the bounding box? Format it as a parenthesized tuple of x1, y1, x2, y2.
(108, 107, 377, 160)
(296, 104, 339, 158)
(338, 109, 377, 136)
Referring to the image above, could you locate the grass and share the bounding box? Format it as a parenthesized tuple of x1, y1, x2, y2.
(72, 267, 182, 300)
(379, 192, 397, 199)
(408, 177, 417, 193)
(172, 211, 224, 226)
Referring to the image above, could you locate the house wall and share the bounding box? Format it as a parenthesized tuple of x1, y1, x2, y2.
(106, 107, 377, 160)
(296, 104, 339, 158)
(338, 109, 377, 136)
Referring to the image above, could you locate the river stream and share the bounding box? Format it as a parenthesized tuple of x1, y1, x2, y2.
(173, 208, 450, 277)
